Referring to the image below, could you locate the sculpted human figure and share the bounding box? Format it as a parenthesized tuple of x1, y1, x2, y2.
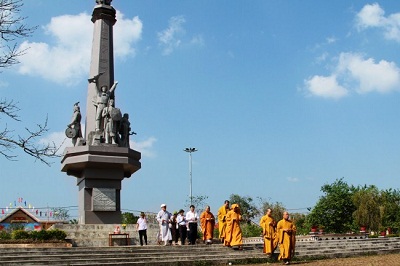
(119, 113, 136, 148)
(66, 102, 83, 146)
(88, 73, 118, 131)
(96, 0, 112, 5)
(102, 99, 121, 144)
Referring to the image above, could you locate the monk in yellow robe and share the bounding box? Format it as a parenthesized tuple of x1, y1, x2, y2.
(276, 211, 296, 265)
(200, 205, 215, 244)
(224, 203, 242, 249)
(259, 208, 277, 256)
(217, 200, 230, 242)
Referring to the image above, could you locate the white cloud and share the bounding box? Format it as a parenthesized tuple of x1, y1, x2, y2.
(326, 36, 337, 44)
(41, 129, 157, 159)
(158, 16, 186, 56)
(114, 11, 142, 58)
(338, 53, 400, 94)
(131, 137, 157, 158)
(304, 75, 348, 99)
(39, 131, 69, 156)
(287, 177, 299, 183)
(356, 3, 400, 42)
(17, 11, 142, 86)
(305, 52, 400, 99)
(190, 34, 205, 46)
(356, 3, 385, 28)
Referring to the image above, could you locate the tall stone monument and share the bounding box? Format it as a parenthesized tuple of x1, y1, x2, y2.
(61, 0, 141, 224)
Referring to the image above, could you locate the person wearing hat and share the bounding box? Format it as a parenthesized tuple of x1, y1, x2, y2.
(177, 209, 187, 245)
(157, 204, 172, 246)
(136, 212, 148, 246)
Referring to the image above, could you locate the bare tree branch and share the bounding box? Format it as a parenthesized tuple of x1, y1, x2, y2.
(0, 0, 37, 69)
(0, 1, 61, 166)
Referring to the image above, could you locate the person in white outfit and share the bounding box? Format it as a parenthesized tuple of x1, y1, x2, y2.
(157, 203, 172, 246)
(186, 205, 199, 245)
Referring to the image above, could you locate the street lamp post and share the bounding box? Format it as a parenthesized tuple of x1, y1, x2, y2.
(184, 147, 197, 206)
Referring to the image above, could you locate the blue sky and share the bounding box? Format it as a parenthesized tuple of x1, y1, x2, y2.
(1, 1, 400, 219)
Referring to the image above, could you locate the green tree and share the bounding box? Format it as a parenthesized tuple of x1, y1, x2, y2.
(306, 178, 356, 233)
(121, 212, 138, 224)
(259, 199, 286, 223)
(380, 189, 400, 230)
(185, 195, 209, 211)
(291, 213, 308, 235)
(229, 194, 260, 223)
(352, 185, 380, 231)
(52, 207, 70, 222)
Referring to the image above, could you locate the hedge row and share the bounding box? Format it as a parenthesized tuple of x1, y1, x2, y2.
(0, 229, 66, 241)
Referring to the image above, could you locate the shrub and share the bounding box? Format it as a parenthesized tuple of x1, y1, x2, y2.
(47, 229, 67, 240)
(241, 222, 262, 237)
(0, 231, 11, 240)
(12, 230, 30, 240)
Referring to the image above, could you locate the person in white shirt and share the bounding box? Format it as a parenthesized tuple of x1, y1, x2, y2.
(136, 212, 148, 246)
(157, 203, 172, 246)
(177, 209, 187, 245)
(185, 205, 199, 245)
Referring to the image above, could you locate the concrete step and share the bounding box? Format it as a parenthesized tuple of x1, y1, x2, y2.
(0, 237, 399, 265)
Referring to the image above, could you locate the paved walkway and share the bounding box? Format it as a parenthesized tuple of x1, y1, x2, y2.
(241, 253, 400, 265)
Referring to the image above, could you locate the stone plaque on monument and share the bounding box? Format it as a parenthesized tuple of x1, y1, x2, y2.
(92, 188, 116, 211)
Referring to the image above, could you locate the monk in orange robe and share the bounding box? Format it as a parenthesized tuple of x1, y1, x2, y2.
(200, 205, 215, 244)
(224, 203, 242, 249)
(217, 200, 230, 242)
(276, 211, 296, 265)
(259, 208, 277, 257)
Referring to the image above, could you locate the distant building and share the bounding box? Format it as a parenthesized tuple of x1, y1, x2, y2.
(0, 206, 65, 231)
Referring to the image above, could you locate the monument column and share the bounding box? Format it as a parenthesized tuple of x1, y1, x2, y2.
(85, 2, 116, 139)
(61, 0, 141, 224)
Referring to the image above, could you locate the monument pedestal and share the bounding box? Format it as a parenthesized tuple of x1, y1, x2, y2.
(61, 145, 141, 224)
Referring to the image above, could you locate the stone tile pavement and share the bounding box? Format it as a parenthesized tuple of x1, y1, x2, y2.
(240, 253, 400, 265)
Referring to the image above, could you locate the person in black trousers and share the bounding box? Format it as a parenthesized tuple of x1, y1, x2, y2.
(136, 212, 148, 245)
(177, 209, 187, 245)
(186, 205, 199, 245)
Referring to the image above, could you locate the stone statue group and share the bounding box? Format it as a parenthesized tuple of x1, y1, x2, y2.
(66, 73, 136, 147)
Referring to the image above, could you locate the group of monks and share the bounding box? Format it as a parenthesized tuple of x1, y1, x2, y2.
(217, 200, 243, 250)
(260, 209, 296, 264)
(217, 200, 296, 265)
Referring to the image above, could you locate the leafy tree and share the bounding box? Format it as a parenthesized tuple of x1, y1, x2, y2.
(258, 198, 286, 223)
(229, 194, 260, 223)
(290, 213, 308, 235)
(0, 0, 59, 165)
(352, 185, 380, 231)
(121, 212, 139, 224)
(52, 207, 70, 222)
(185, 195, 209, 212)
(380, 189, 400, 230)
(306, 178, 356, 233)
